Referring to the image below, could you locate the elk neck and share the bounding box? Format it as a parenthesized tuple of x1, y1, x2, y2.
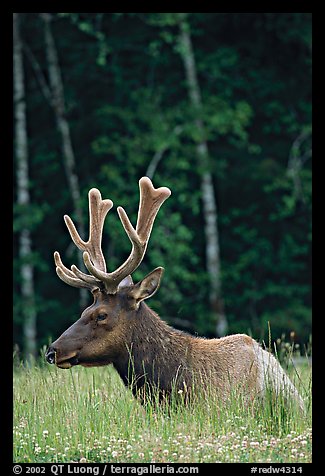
(112, 302, 194, 395)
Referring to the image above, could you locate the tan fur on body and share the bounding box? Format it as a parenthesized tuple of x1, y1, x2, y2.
(115, 304, 304, 410)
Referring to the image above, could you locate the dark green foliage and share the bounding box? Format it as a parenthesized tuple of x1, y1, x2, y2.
(13, 13, 311, 354)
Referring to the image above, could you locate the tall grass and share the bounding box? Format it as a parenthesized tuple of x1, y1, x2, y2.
(13, 351, 311, 463)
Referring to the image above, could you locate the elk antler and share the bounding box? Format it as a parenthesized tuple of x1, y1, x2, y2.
(54, 177, 171, 294)
(54, 188, 113, 290)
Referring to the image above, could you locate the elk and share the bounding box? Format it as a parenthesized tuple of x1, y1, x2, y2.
(46, 177, 304, 410)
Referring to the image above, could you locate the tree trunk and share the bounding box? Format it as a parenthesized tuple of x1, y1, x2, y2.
(40, 13, 88, 308)
(178, 16, 228, 336)
(287, 129, 312, 205)
(13, 13, 38, 359)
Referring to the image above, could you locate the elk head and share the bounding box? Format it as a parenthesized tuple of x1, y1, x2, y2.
(46, 177, 171, 369)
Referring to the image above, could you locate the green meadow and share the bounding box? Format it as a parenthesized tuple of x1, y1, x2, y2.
(13, 356, 311, 464)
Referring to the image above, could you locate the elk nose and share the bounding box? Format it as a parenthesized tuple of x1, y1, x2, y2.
(46, 346, 56, 365)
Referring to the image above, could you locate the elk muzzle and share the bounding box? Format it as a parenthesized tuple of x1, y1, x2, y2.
(46, 344, 80, 368)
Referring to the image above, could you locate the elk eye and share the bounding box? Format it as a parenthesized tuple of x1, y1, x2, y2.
(96, 313, 107, 322)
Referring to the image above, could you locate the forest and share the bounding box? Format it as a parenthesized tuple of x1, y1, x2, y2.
(13, 13, 312, 359)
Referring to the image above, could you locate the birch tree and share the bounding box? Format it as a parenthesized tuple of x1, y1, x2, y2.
(40, 13, 87, 308)
(287, 128, 312, 204)
(13, 12, 37, 359)
(177, 14, 228, 336)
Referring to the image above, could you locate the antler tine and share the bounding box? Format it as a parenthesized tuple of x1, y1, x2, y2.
(64, 189, 113, 271)
(82, 177, 171, 293)
(54, 251, 96, 289)
(136, 176, 172, 242)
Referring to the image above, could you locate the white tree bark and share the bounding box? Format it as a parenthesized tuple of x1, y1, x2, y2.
(178, 16, 228, 336)
(13, 13, 38, 359)
(40, 13, 87, 308)
(287, 129, 312, 204)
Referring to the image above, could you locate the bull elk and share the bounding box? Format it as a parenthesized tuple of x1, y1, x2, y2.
(46, 177, 304, 410)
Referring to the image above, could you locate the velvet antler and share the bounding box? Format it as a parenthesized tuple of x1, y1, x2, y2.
(54, 177, 171, 293)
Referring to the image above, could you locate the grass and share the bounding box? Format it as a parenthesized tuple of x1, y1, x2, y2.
(13, 355, 312, 464)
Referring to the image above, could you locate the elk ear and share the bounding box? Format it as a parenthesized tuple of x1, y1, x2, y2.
(130, 267, 164, 306)
(118, 275, 134, 290)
